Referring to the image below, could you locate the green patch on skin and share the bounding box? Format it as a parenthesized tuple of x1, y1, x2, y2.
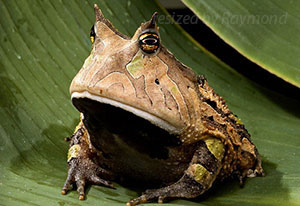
(230, 114, 244, 125)
(83, 49, 97, 68)
(205, 138, 225, 161)
(236, 117, 243, 125)
(171, 86, 178, 93)
(193, 164, 210, 183)
(67, 144, 81, 162)
(126, 54, 144, 78)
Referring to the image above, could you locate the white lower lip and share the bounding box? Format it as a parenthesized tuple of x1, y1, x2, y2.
(71, 91, 180, 134)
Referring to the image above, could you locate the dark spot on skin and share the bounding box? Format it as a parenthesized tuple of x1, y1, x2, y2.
(155, 78, 160, 85)
(237, 131, 244, 136)
(197, 75, 206, 87)
(205, 99, 217, 110)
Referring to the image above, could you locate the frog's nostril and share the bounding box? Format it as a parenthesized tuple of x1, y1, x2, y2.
(155, 78, 160, 85)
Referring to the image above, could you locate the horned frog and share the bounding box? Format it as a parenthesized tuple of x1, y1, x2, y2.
(61, 4, 264, 205)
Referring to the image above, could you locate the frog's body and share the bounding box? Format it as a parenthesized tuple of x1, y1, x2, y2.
(62, 5, 263, 205)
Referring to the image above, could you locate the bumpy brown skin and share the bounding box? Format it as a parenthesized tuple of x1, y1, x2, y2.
(62, 4, 264, 205)
(61, 124, 115, 200)
(193, 75, 264, 181)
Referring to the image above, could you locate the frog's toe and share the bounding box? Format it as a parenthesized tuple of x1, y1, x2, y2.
(76, 179, 86, 200)
(61, 165, 76, 195)
(61, 158, 114, 200)
(127, 190, 169, 206)
(90, 175, 115, 188)
(126, 195, 148, 206)
(76, 175, 114, 200)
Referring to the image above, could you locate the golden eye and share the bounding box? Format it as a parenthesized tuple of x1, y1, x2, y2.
(90, 25, 95, 43)
(138, 32, 160, 54)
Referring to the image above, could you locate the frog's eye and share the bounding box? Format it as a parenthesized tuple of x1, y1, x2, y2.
(138, 32, 160, 54)
(90, 25, 96, 43)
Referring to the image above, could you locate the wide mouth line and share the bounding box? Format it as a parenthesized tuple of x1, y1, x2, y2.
(71, 91, 181, 134)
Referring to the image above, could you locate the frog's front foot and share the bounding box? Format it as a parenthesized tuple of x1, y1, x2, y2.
(61, 126, 114, 200)
(61, 157, 114, 200)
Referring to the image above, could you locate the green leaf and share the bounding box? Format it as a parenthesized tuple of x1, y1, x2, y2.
(182, 0, 300, 88)
(0, 0, 300, 206)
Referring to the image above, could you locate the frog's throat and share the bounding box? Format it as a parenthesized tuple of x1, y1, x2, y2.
(71, 91, 181, 134)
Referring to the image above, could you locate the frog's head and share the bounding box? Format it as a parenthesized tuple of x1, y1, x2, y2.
(70, 4, 200, 136)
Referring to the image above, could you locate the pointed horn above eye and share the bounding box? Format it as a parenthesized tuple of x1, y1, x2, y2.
(149, 12, 158, 28)
(94, 4, 104, 21)
(92, 4, 130, 40)
(142, 12, 159, 30)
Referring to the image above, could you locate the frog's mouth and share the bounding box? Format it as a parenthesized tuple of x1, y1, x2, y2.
(71, 91, 181, 134)
(71, 91, 186, 182)
(71, 91, 181, 159)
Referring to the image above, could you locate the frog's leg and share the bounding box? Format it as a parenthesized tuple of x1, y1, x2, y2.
(61, 120, 114, 200)
(127, 137, 225, 206)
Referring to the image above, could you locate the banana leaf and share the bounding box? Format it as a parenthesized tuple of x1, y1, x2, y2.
(0, 0, 300, 205)
(182, 0, 300, 88)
